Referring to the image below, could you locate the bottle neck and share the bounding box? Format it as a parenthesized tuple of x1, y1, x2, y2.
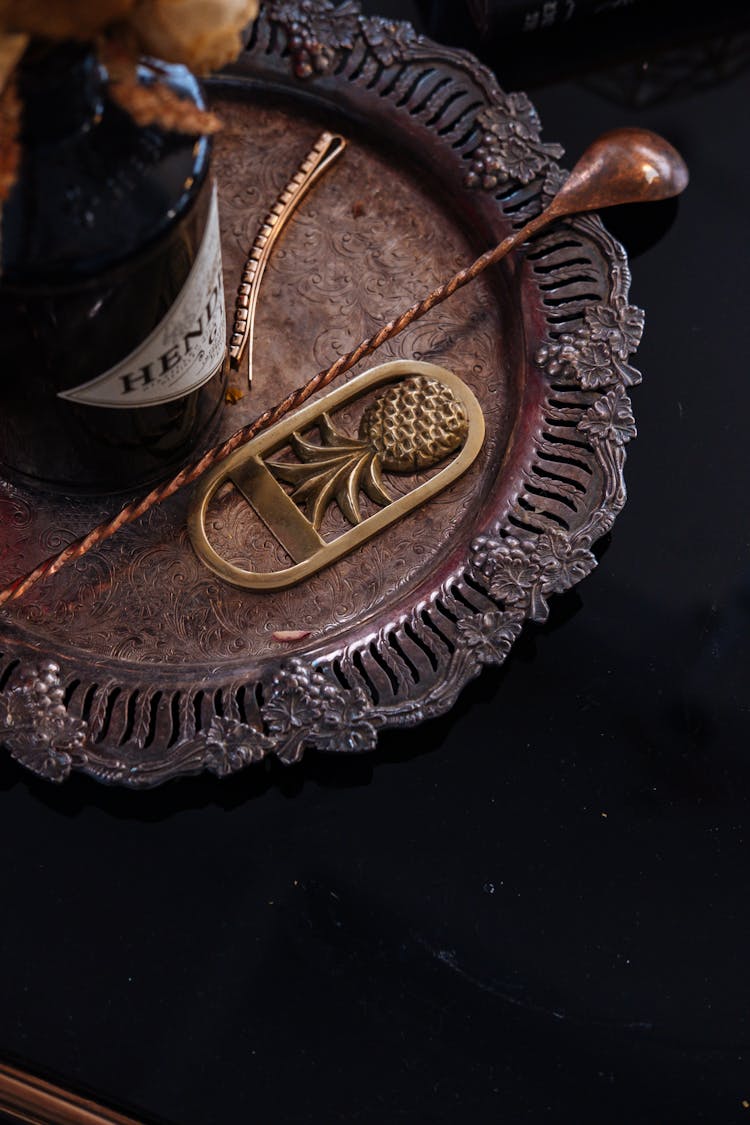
(2, 44, 210, 286)
(18, 40, 104, 143)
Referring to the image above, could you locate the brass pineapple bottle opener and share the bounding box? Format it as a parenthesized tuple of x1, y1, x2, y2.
(188, 360, 485, 590)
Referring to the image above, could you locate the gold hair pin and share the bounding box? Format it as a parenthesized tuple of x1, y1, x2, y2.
(227, 130, 346, 387)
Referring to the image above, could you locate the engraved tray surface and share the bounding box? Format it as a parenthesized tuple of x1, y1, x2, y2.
(0, 1, 642, 786)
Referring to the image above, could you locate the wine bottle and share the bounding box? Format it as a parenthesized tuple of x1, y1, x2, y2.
(417, 0, 750, 89)
(0, 41, 227, 494)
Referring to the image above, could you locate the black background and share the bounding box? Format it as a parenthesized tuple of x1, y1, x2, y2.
(2, 4, 750, 1123)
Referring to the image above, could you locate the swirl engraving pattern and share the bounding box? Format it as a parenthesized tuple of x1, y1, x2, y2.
(0, 0, 641, 785)
(0, 100, 511, 667)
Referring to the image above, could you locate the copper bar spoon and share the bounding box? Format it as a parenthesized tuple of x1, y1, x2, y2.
(0, 1059, 144, 1125)
(0, 126, 688, 606)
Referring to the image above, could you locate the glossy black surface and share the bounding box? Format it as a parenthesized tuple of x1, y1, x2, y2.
(1, 10, 749, 1125)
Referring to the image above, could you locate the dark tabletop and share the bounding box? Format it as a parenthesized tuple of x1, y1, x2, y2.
(1, 5, 750, 1124)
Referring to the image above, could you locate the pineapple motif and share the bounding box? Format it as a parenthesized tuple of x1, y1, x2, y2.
(267, 375, 469, 530)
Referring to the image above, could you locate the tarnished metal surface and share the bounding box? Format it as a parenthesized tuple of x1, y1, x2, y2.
(0, 0, 642, 786)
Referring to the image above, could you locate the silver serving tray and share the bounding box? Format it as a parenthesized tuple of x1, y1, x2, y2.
(0, 0, 642, 786)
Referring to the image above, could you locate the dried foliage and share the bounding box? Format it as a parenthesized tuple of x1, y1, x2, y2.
(102, 40, 222, 133)
(0, 32, 27, 94)
(129, 0, 259, 75)
(109, 69, 223, 131)
(0, 0, 258, 73)
(225, 385, 246, 404)
(0, 0, 259, 201)
(0, 73, 20, 202)
(0, 0, 136, 40)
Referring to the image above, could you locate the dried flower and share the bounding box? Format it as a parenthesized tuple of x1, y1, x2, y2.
(129, 0, 258, 74)
(0, 0, 258, 69)
(103, 40, 223, 132)
(0, 0, 259, 205)
(0, 0, 136, 40)
(0, 32, 27, 94)
(0, 72, 20, 202)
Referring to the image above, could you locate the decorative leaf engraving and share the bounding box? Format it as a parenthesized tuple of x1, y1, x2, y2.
(472, 534, 541, 607)
(465, 97, 564, 190)
(265, 0, 421, 78)
(510, 163, 570, 224)
(200, 715, 273, 776)
(263, 658, 378, 762)
(578, 386, 637, 446)
(359, 15, 419, 67)
(0, 1, 643, 785)
(535, 530, 597, 595)
(265, 0, 359, 77)
(540, 164, 569, 202)
(470, 529, 596, 624)
(0, 662, 87, 782)
(455, 609, 523, 666)
(536, 297, 644, 389)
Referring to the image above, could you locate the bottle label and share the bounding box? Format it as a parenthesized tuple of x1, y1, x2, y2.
(59, 186, 226, 409)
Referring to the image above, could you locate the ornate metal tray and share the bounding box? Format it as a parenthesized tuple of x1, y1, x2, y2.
(0, 1, 643, 787)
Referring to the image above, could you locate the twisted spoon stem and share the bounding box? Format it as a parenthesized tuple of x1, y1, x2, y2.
(0, 221, 538, 606)
(0, 126, 688, 606)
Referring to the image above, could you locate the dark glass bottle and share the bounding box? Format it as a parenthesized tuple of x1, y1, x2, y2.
(418, 0, 750, 90)
(0, 41, 227, 494)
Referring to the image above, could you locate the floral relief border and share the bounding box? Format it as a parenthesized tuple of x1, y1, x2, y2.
(0, 0, 643, 786)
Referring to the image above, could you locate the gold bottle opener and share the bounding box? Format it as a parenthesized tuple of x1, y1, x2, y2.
(188, 360, 485, 591)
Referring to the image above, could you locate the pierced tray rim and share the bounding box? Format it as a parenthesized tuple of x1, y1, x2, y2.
(0, 0, 643, 787)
